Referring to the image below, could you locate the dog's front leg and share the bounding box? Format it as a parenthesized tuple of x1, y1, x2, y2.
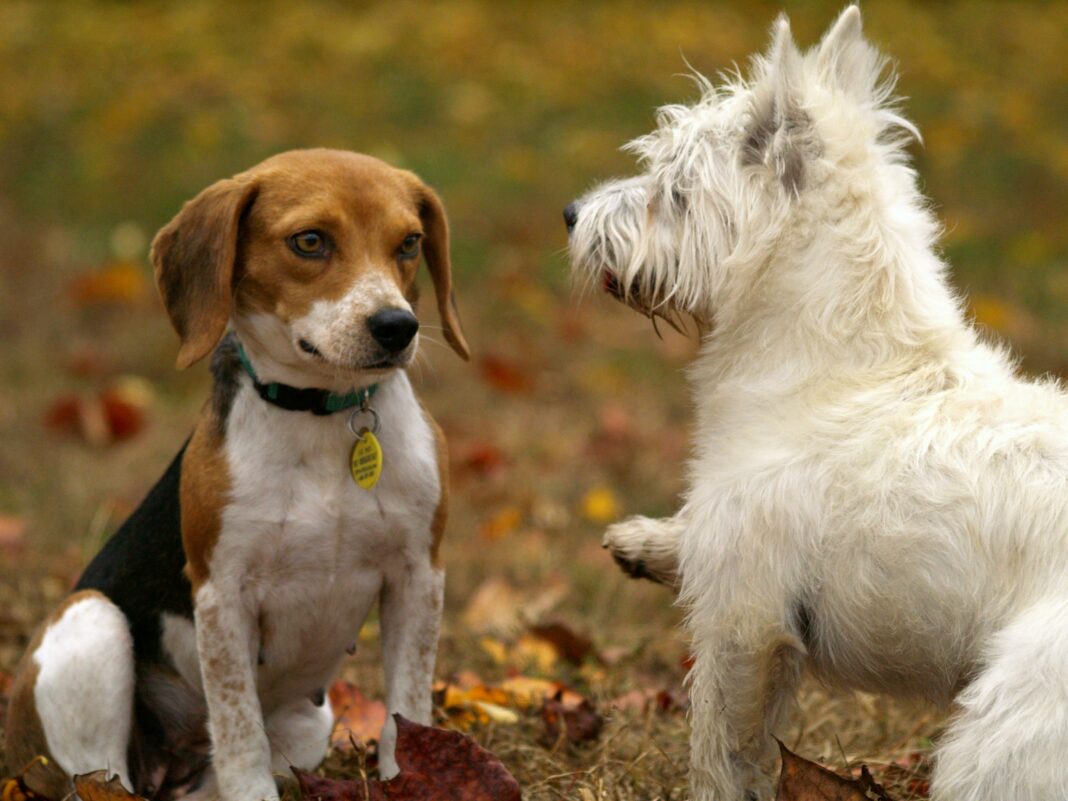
(603, 514, 683, 586)
(194, 582, 277, 801)
(376, 557, 445, 779)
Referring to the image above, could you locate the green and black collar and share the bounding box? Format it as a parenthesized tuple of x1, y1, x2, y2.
(236, 341, 377, 416)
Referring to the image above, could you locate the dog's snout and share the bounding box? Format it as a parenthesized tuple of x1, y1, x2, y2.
(367, 308, 419, 353)
(563, 201, 579, 233)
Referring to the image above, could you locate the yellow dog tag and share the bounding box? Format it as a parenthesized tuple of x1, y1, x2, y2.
(350, 429, 383, 489)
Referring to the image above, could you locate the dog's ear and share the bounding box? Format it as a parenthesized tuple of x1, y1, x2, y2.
(743, 15, 813, 196)
(151, 177, 258, 369)
(816, 6, 881, 101)
(417, 184, 470, 361)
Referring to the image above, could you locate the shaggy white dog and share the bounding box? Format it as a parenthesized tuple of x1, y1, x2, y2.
(566, 7, 1068, 801)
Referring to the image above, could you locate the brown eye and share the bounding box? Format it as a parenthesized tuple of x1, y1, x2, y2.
(288, 230, 328, 258)
(398, 233, 421, 259)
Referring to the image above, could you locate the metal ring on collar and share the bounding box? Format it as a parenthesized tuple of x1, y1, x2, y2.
(347, 406, 380, 439)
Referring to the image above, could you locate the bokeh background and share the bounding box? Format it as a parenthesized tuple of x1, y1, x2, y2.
(1, 2, 1066, 799)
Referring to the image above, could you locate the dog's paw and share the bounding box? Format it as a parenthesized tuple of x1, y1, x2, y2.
(602, 516, 680, 586)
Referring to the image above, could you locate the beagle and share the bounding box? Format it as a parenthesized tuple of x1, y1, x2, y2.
(5, 149, 470, 801)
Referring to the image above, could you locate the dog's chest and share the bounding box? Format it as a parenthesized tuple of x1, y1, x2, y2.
(209, 377, 439, 696)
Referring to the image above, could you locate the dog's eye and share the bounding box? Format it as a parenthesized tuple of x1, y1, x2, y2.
(397, 233, 422, 260)
(288, 230, 329, 258)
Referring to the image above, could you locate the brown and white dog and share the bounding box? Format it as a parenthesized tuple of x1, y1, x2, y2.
(5, 149, 469, 801)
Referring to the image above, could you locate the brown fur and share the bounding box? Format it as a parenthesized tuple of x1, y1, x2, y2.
(423, 407, 450, 567)
(180, 413, 232, 588)
(5, 591, 111, 799)
(152, 179, 259, 370)
(150, 149, 469, 369)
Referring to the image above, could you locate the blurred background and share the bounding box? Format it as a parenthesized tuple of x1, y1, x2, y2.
(1, 2, 1066, 798)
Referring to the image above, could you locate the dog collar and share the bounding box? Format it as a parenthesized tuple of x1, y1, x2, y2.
(235, 342, 377, 416)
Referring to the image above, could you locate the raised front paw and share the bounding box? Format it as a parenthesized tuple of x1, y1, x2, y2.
(602, 516, 680, 587)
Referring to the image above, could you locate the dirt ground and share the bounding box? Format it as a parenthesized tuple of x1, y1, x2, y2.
(1, 2, 1067, 799)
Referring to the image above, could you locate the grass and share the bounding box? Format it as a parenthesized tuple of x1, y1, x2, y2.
(1, 2, 1066, 799)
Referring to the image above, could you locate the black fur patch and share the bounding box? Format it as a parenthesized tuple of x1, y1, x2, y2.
(210, 334, 242, 435)
(75, 445, 194, 662)
(741, 103, 813, 196)
(793, 598, 815, 650)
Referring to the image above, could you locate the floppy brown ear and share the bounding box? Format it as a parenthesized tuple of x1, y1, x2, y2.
(150, 177, 258, 369)
(418, 185, 470, 361)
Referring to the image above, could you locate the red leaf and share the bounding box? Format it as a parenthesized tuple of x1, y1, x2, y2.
(478, 355, 533, 394)
(294, 715, 521, 800)
(99, 390, 144, 441)
(458, 441, 507, 477)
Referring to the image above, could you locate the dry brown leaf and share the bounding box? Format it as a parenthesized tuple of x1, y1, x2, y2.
(329, 680, 388, 751)
(528, 621, 599, 665)
(776, 742, 894, 801)
(294, 715, 521, 800)
(540, 690, 603, 746)
(73, 771, 146, 801)
(1, 774, 48, 801)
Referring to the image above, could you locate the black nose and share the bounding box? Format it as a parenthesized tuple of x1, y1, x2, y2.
(563, 202, 579, 233)
(367, 308, 419, 353)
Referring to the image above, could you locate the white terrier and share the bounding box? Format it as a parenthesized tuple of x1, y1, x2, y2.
(566, 7, 1068, 800)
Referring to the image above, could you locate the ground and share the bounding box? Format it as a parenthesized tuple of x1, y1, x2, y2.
(1, 2, 1066, 799)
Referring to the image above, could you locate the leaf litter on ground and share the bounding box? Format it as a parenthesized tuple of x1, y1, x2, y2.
(295, 715, 521, 801)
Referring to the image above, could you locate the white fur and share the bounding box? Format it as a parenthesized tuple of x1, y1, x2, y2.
(186, 369, 442, 799)
(570, 7, 1068, 800)
(33, 594, 136, 790)
(233, 271, 416, 395)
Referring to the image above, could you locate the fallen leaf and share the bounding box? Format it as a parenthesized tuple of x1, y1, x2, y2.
(528, 621, 599, 665)
(433, 675, 591, 730)
(68, 262, 147, 308)
(329, 681, 388, 751)
(479, 355, 533, 394)
(0, 516, 26, 550)
(479, 506, 523, 541)
(462, 577, 570, 636)
(73, 771, 146, 801)
(541, 690, 603, 745)
(775, 742, 894, 801)
(44, 380, 150, 446)
(608, 687, 687, 714)
(293, 715, 521, 801)
(580, 487, 620, 524)
(463, 578, 523, 634)
(1, 775, 47, 801)
(511, 633, 559, 672)
(458, 441, 507, 477)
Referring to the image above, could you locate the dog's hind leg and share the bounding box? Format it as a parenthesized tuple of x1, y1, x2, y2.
(932, 599, 1068, 801)
(686, 612, 805, 801)
(6, 591, 136, 798)
(602, 514, 682, 586)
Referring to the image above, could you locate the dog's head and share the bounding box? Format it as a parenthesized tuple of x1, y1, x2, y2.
(566, 6, 917, 330)
(151, 149, 469, 388)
